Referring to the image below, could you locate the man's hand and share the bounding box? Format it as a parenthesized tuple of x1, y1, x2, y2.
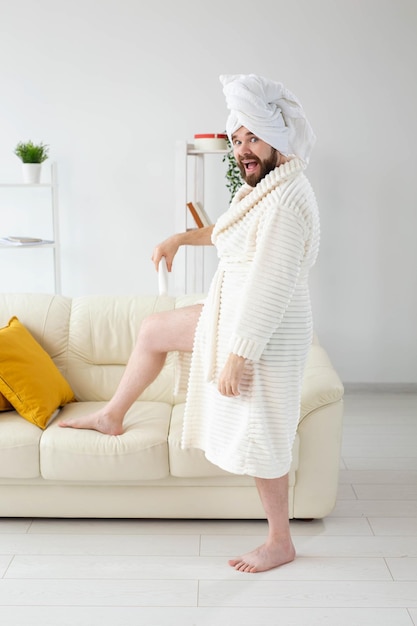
(218, 353, 247, 397)
(152, 235, 180, 272)
(152, 226, 215, 272)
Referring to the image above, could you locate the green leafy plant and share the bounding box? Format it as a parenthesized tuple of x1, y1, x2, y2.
(14, 140, 49, 164)
(222, 134, 243, 202)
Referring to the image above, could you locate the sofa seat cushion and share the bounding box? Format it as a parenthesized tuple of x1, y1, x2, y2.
(40, 401, 171, 481)
(0, 412, 42, 478)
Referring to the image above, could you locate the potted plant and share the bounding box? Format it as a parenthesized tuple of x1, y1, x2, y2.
(14, 140, 49, 184)
(222, 134, 243, 202)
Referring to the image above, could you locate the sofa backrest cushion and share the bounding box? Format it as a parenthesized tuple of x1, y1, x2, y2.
(0, 293, 201, 407)
(0, 293, 72, 374)
(66, 295, 178, 404)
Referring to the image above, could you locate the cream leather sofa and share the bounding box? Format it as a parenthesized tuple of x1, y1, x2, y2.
(0, 292, 344, 520)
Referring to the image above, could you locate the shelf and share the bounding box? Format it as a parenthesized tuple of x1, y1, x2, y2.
(187, 149, 229, 156)
(0, 242, 56, 249)
(183, 142, 230, 157)
(0, 163, 61, 293)
(175, 140, 228, 295)
(0, 183, 52, 188)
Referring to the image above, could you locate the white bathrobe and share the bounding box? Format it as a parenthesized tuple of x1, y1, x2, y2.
(181, 157, 320, 478)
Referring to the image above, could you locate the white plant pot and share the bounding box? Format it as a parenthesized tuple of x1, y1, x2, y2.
(22, 163, 41, 184)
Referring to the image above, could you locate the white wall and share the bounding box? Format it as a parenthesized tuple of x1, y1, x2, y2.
(0, 0, 416, 385)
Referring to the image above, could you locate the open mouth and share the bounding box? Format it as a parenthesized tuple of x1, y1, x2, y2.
(242, 160, 259, 173)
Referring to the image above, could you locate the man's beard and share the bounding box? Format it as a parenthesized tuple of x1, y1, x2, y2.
(238, 148, 278, 187)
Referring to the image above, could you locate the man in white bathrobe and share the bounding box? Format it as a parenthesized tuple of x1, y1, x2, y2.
(60, 74, 319, 574)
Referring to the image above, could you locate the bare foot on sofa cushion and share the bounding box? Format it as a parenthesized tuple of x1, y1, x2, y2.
(59, 408, 124, 435)
(228, 537, 296, 573)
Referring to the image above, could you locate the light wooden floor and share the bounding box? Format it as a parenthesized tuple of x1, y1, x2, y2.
(0, 391, 416, 626)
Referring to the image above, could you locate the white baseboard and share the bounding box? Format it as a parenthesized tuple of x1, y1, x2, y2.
(343, 382, 417, 393)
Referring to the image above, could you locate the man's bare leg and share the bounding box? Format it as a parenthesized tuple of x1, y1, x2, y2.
(59, 304, 203, 435)
(229, 473, 296, 573)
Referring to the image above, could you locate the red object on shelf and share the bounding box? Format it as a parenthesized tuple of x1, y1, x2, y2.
(193, 133, 228, 151)
(194, 133, 227, 139)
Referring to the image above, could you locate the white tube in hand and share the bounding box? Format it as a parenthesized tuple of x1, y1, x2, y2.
(158, 257, 169, 296)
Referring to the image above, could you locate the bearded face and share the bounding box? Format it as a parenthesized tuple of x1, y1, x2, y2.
(237, 146, 278, 187)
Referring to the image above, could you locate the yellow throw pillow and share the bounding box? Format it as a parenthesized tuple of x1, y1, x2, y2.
(0, 316, 75, 428)
(0, 392, 13, 411)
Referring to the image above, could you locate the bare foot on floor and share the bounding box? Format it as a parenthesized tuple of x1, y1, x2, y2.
(59, 409, 124, 435)
(229, 538, 296, 573)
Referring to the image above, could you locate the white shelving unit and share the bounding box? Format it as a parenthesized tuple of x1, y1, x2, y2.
(174, 140, 228, 295)
(0, 163, 61, 294)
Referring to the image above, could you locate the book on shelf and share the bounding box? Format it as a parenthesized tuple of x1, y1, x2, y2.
(0, 236, 53, 246)
(186, 202, 212, 228)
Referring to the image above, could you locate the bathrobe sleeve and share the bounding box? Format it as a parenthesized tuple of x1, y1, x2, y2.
(228, 197, 307, 361)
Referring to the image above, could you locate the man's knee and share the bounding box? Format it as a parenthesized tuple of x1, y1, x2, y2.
(137, 313, 163, 348)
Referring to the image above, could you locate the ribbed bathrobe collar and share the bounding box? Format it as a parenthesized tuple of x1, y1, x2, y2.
(212, 157, 306, 241)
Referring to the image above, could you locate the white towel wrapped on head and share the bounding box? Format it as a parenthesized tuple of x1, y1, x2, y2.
(220, 73, 316, 163)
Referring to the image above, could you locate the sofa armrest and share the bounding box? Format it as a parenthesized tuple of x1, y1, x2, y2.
(300, 344, 344, 423)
